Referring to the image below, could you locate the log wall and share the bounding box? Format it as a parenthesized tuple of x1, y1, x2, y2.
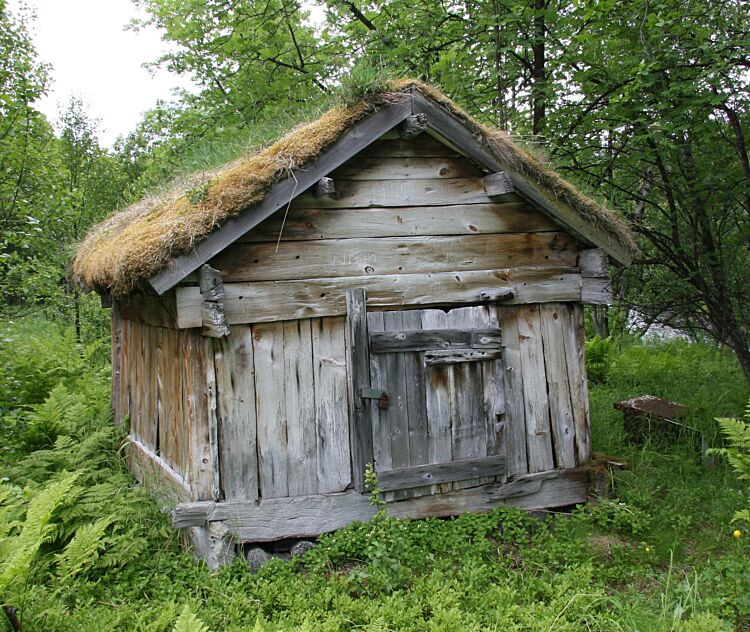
(112, 132, 595, 523)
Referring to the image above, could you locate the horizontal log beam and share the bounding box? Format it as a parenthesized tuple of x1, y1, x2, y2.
(175, 267, 583, 328)
(369, 327, 502, 354)
(173, 469, 589, 540)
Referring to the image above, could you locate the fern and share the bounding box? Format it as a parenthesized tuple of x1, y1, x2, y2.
(55, 515, 114, 580)
(173, 605, 210, 632)
(711, 401, 750, 524)
(0, 472, 78, 592)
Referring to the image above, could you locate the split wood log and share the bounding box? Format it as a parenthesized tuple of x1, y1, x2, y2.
(198, 264, 226, 300)
(482, 171, 515, 197)
(398, 113, 428, 139)
(201, 302, 230, 338)
(313, 177, 336, 198)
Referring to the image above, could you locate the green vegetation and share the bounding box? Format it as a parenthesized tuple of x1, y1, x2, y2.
(1, 321, 748, 631)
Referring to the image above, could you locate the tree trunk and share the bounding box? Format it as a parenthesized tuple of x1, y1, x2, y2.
(592, 306, 610, 339)
(531, 0, 546, 135)
(3, 605, 21, 632)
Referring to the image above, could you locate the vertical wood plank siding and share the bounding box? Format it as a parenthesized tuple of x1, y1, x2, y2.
(113, 133, 595, 514)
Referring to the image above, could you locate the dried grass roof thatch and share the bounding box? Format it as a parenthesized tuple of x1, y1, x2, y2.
(73, 80, 636, 296)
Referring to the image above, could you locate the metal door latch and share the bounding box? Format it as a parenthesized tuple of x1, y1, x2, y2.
(359, 387, 390, 409)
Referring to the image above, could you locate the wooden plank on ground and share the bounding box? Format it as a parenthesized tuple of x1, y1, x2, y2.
(283, 319, 318, 496)
(240, 202, 558, 243)
(539, 304, 577, 469)
(127, 438, 191, 505)
(213, 326, 259, 501)
(516, 305, 555, 472)
(346, 290, 373, 491)
(312, 317, 352, 494)
(497, 306, 528, 477)
(212, 232, 578, 283)
(175, 267, 582, 327)
(252, 321, 289, 499)
(173, 469, 588, 538)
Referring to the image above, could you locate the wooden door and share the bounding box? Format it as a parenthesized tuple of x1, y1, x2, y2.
(346, 290, 507, 499)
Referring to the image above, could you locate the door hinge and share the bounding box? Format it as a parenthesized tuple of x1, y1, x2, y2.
(359, 387, 390, 409)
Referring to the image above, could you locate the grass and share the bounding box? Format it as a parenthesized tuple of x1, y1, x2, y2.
(1, 320, 749, 631)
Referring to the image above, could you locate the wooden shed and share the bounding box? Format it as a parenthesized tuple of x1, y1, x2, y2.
(73, 80, 636, 567)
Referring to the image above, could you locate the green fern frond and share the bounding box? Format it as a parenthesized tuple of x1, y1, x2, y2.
(0, 472, 78, 592)
(173, 605, 210, 632)
(55, 515, 113, 580)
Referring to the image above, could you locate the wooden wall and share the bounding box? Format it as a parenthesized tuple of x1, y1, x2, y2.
(113, 131, 595, 513)
(112, 305, 217, 502)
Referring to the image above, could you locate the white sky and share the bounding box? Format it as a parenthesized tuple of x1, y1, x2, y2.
(9, 0, 195, 147)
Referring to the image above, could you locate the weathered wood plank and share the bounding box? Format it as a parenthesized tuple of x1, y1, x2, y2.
(188, 333, 220, 500)
(357, 134, 463, 159)
(212, 232, 577, 284)
(142, 325, 158, 450)
(382, 312, 411, 474)
(516, 305, 555, 473)
(173, 469, 588, 537)
(367, 312, 393, 477)
(127, 437, 191, 505)
(346, 290, 373, 492)
(482, 172, 515, 197)
(331, 157, 483, 181)
(239, 202, 558, 243)
(376, 455, 506, 492)
(424, 348, 502, 365)
(175, 267, 582, 328)
(252, 322, 289, 499)
(291, 177, 502, 210)
(312, 317, 352, 494)
(111, 304, 123, 424)
(497, 306, 529, 477)
(149, 100, 412, 295)
(581, 277, 613, 305)
(284, 319, 318, 497)
(369, 328, 501, 353)
(214, 326, 259, 501)
(411, 94, 633, 265)
(198, 264, 226, 300)
(539, 304, 577, 469)
(579, 248, 609, 278)
(562, 304, 592, 464)
(116, 291, 180, 329)
(421, 309, 454, 494)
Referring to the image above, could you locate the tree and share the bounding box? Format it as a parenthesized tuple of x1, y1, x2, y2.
(544, 0, 750, 381)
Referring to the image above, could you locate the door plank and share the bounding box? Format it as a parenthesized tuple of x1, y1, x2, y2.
(346, 289, 374, 492)
(312, 317, 352, 494)
(367, 312, 393, 473)
(369, 328, 501, 353)
(562, 304, 592, 464)
(377, 455, 507, 492)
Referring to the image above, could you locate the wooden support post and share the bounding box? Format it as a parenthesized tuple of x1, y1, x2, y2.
(346, 288, 373, 492)
(399, 113, 428, 139)
(198, 264, 226, 301)
(579, 248, 612, 306)
(313, 177, 336, 198)
(198, 264, 229, 337)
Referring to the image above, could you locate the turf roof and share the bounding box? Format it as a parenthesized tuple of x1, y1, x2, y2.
(73, 79, 636, 297)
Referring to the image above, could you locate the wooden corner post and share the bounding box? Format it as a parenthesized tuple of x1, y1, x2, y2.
(346, 289, 374, 492)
